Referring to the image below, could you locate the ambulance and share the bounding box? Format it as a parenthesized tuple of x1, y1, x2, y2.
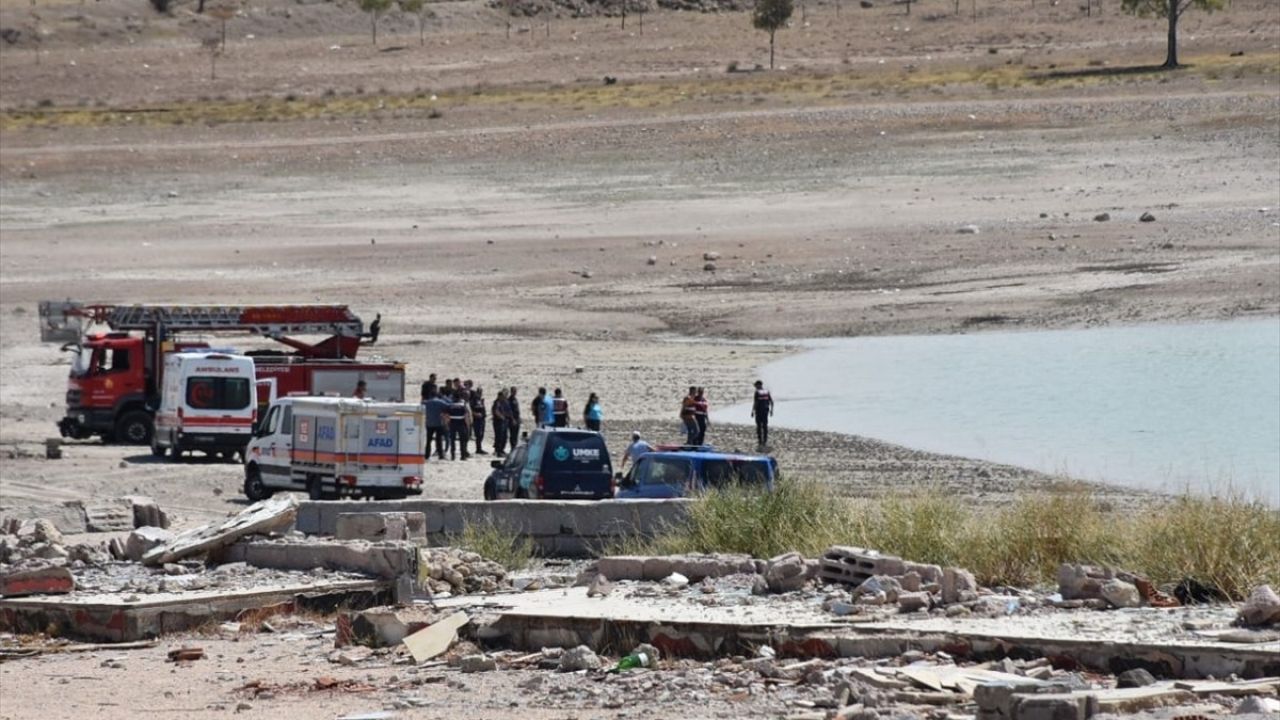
(153, 352, 257, 460)
(243, 396, 425, 502)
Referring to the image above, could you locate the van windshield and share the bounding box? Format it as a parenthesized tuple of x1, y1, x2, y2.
(187, 377, 251, 410)
(703, 459, 772, 488)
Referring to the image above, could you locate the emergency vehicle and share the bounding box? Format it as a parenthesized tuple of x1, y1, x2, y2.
(152, 352, 257, 460)
(243, 397, 425, 502)
(38, 301, 403, 446)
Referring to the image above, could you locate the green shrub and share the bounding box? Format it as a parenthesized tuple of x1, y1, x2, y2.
(455, 518, 533, 572)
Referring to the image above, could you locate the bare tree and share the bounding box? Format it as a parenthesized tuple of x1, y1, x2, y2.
(752, 0, 792, 70)
(201, 36, 223, 79)
(207, 3, 237, 50)
(359, 0, 394, 45)
(1122, 0, 1224, 67)
(399, 0, 429, 44)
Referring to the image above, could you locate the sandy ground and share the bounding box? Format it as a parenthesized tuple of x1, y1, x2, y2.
(0, 2, 1278, 716)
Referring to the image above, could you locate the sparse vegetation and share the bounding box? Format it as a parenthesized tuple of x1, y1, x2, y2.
(752, 0, 793, 71)
(1122, 0, 1226, 68)
(359, 0, 394, 46)
(456, 517, 533, 571)
(630, 478, 1280, 598)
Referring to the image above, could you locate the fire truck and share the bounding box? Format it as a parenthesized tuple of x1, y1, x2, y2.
(39, 301, 405, 450)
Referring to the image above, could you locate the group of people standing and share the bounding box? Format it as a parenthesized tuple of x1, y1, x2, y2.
(675, 381, 775, 449)
(419, 374, 605, 461)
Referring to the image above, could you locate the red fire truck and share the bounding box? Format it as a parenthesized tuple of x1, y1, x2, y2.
(39, 301, 405, 447)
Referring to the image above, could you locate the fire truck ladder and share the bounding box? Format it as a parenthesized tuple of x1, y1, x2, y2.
(39, 301, 375, 348)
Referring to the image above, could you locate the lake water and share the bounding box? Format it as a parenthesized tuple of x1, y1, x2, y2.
(718, 319, 1280, 505)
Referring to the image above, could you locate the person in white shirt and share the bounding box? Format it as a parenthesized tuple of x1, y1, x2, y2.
(621, 431, 654, 471)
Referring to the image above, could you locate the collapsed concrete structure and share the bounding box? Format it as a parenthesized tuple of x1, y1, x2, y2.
(2, 497, 1277, 720)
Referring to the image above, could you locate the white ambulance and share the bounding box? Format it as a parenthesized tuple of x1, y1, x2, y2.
(243, 396, 425, 502)
(152, 352, 257, 461)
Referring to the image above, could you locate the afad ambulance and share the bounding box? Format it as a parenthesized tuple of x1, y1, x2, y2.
(153, 352, 257, 460)
(243, 396, 425, 502)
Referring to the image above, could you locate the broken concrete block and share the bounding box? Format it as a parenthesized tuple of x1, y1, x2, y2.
(124, 526, 174, 562)
(899, 571, 921, 592)
(235, 539, 416, 580)
(0, 566, 74, 597)
(335, 512, 425, 542)
(897, 591, 931, 613)
(122, 496, 169, 530)
(766, 552, 809, 593)
(558, 645, 601, 672)
(942, 567, 978, 605)
(1116, 668, 1156, 688)
(902, 562, 943, 585)
(1010, 693, 1088, 720)
(342, 606, 439, 647)
(84, 500, 134, 533)
(143, 496, 297, 566)
(1100, 579, 1141, 609)
(820, 546, 905, 586)
(460, 654, 496, 673)
(1237, 585, 1280, 627)
(586, 573, 613, 598)
(403, 611, 468, 663)
(641, 556, 674, 581)
(857, 575, 902, 603)
(595, 556, 644, 581)
(1057, 563, 1111, 601)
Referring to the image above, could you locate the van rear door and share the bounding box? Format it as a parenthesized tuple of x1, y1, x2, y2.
(539, 431, 612, 499)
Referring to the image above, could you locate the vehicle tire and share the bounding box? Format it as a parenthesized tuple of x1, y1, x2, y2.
(115, 411, 153, 446)
(483, 478, 495, 501)
(150, 438, 165, 458)
(515, 487, 529, 500)
(168, 442, 182, 461)
(308, 476, 326, 502)
(243, 465, 272, 502)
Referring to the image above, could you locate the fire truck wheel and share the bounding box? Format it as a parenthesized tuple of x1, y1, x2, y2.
(115, 411, 154, 446)
(244, 466, 272, 502)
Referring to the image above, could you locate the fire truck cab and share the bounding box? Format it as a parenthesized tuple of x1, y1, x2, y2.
(41, 301, 393, 449)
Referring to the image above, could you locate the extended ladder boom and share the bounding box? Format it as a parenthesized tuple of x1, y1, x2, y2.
(39, 301, 377, 357)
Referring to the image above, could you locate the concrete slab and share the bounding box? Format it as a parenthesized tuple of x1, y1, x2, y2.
(0, 578, 390, 642)
(432, 587, 1280, 678)
(296, 499, 691, 557)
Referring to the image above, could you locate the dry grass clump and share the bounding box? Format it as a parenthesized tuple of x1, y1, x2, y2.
(630, 478, 1279, 599)
(454, 517, 534, 571)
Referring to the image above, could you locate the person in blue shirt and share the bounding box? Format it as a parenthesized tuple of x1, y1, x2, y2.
(583, 392, 604, 432)
(541, 389, 556, 428)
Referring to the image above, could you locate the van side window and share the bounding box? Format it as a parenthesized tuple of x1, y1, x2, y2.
(264, 406, 280, 435)
(280, 406, 293, 434)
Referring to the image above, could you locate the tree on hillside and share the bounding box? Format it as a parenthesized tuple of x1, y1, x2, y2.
(752, 0, 792, 70)
(1121, 0, 1224, 68)
(359, 0, 394, 45)
(399, 0, 429, 45)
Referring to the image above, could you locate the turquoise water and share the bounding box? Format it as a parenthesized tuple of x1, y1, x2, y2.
(718, 319, 1280, 505)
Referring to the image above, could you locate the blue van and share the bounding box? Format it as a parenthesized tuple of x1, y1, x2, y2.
(615, 449, 777, 499)
(483, 427, 613, 500)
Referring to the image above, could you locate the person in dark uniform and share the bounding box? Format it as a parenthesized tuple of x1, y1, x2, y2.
(422, 388, 449, 460)
(507, 387, 521, 452)
(751, 380, 774, 449)
(552, 388, 569, 428)
(420, 373, 437, 401)
(693, 387, 709, 445)
(533, 388, 548, 429)
(446, 389, 472, 460)
(491, 389, 509, 457)
(470, 386, 487, 456)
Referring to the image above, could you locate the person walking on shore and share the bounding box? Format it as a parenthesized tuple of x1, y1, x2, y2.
(693, 387, 709, 445)
(583, 393, 603, 432)
(680, 386, 698, 445)
(552, 388, 569, 428)
(507, 387, 522, 452)
(751, 380, 774, 449)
